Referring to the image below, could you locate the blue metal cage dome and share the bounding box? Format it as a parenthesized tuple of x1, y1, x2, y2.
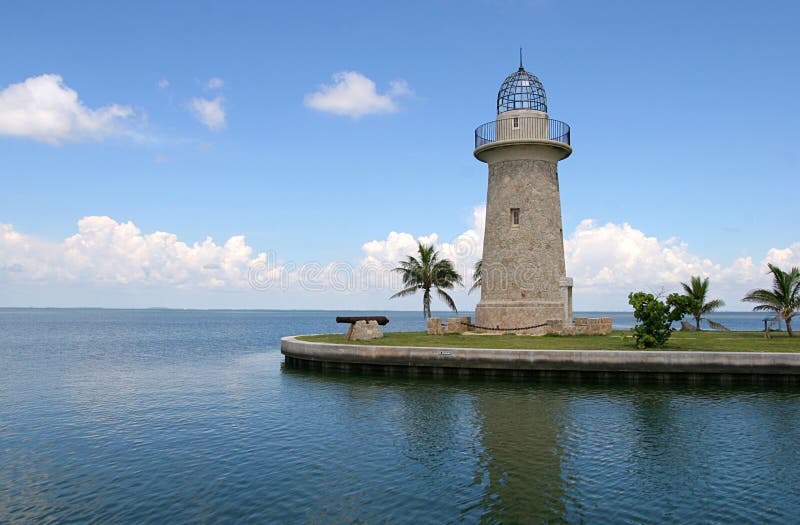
(497, 60, 547, 114)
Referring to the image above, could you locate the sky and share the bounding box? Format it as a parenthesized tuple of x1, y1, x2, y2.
(1, 0, 798, 311)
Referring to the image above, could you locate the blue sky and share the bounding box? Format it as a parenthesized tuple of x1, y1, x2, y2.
(1, 0, 798, 310)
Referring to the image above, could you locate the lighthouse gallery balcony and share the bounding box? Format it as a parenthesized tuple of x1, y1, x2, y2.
(474, 116, 570, 149)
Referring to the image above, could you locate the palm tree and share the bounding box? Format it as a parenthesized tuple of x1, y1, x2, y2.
(742, 264, 800, 337)
(469, 259, 482, 294)
(679, 276, 728, 330)
(390, 241, 463, 318)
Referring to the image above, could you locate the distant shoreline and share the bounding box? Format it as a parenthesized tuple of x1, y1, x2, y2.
(0, 306, 758, 313)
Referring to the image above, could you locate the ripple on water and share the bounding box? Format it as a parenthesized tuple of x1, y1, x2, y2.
(1, 310, 799, 523)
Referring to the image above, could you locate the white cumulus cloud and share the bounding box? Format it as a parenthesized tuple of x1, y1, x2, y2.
(358, 208, 800, 309)
(359, 205, 485, 290)
(561, 219, 800, 308)
(0, 74, 135, 145)
(2, 208, 798, 310)
(0, 217, 266, 288)
(304, 71, 412, 118)
(565, 219, 719, 290)
(189, 96, 226, 131)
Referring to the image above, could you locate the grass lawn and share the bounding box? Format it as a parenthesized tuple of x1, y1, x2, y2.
(298, 331, 800, 353)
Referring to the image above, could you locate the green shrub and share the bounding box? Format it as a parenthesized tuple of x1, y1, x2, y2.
(628, 291, 693, 349)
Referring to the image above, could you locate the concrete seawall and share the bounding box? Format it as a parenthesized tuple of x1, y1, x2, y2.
(281, 336, 800, 382)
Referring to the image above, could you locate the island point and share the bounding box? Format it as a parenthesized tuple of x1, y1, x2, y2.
(283, 55, 800, 381)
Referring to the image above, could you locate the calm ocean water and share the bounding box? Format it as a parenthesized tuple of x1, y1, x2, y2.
(1, 308, 798, 523)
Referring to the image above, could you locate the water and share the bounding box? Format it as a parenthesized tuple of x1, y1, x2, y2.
(1, 309, 798, 523)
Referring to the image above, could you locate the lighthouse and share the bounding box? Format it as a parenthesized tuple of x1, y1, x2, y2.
(474, 54, 573, 334)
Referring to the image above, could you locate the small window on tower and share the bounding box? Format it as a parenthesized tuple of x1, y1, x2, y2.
(511, 208, 520, 226)
(512, 117, 519, 128)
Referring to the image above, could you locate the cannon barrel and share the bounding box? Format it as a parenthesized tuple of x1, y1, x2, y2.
(335, 316, 389, 326)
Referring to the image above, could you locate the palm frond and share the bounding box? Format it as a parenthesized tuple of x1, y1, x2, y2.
(417, 242, 436, 269)
(467, 259, 483, 293)
(389, 285, 420, 299)
(469, 259, 482, 294)
(706, 319, 730, 331)
(680, 320, 698, 331)
(701, 298, 725, 314)
(436, 288, 458, 312)
(431, 260, 463, 289)
(743, 289, 781, 306)
(750, 304, 780, 312)
(681, 275, 726, 322)
(389, 240, 464, 316)
(393, 255, 426, 289)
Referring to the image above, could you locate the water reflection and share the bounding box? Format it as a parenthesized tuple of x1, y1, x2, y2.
(3, 307, 798, 523)
(556, 385, 800, 523)
(284, 367, 800, 523)
(280, 368, 488, 523)
(473, 384, 568, 524)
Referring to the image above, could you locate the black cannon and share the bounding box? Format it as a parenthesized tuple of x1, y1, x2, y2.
(336, 316, 389, 326)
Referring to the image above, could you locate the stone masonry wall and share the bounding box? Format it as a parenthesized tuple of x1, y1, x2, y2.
(446, 317, 472, 334)
(425, 316, 612, 336)
(546, 317, 613, 336)
(347, 320, 383, 340)
(475, 155, 570, 332)
(427, 317, 445, 335)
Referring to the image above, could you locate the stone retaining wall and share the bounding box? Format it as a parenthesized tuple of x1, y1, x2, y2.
(428, 316, 612, 336)
(282, 336, 800, 380)
(427, 317, 445, 335)
(546, 317, 613, 336)
(446, 317, 472, 334)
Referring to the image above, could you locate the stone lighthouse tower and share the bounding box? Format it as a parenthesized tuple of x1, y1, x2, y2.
(474, 55, 573, 334)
